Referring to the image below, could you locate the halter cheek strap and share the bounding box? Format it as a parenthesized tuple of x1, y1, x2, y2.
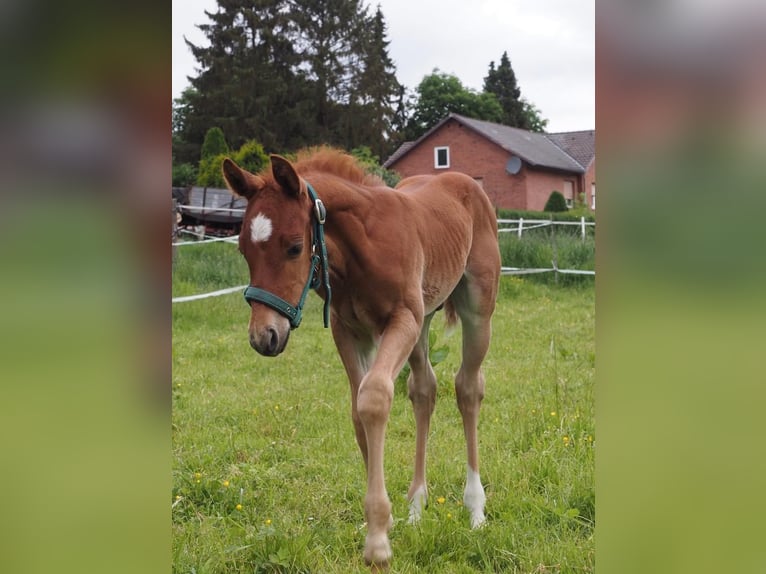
(243, 182, 332, 330)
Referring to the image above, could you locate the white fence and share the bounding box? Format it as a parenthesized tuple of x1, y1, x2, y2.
(497, 217, 595, 240)
(497, 218, 595, 278)
(172, 217, 595, 303)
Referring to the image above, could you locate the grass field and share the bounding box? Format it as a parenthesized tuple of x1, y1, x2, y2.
(172, 241, 594, 573)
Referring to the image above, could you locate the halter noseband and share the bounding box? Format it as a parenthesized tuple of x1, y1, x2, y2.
(243, 182, 332, 329)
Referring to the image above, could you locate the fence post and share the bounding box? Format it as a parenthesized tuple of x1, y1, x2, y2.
(518, 217, 524, 238)
(581, 216, 586, 241)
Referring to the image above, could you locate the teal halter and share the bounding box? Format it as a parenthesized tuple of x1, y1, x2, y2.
(243, 183, 331, 329)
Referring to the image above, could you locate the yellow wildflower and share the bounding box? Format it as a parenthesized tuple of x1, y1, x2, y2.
(265, 518, 272, 525)
(235, 504, 242, 511)
(436, 496, 446, 504)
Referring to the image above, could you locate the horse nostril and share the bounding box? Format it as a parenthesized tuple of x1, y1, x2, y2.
(266, 327, 279, 354)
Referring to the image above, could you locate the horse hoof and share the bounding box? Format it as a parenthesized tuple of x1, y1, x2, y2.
(364, 533, 392, 569)
(469, 512, 487, 529)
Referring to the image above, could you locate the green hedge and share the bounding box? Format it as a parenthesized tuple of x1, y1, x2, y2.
(497, 208, 595, 223)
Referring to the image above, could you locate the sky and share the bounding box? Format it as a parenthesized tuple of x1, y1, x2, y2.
(172, 0, 595, 133)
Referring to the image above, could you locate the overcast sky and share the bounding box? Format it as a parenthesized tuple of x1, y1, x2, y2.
(172, 0, 594, 133)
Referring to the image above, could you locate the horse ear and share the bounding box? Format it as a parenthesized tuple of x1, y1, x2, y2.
(222, 158, 263, 199)
(270, 154, 303, 197)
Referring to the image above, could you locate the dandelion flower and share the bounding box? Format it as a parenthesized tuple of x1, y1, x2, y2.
(550, 411, 557, 417)
(437, 496, 446, 504)
(447, 513, 452, 519)
(175, 495, 181, 501)
(194, 472, 202, 479)
(235, 504, 242, 511)
(265, 518, 272, 525)
(222, 480, 230, 487)
(274, 405, 280, 411)
(563, 436, 570, 445)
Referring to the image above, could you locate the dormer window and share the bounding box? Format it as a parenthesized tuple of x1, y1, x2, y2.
(434, 146, 450, 169)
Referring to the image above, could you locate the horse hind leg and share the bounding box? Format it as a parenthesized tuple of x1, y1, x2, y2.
(406, 312, 437, 524)
(450, 275, 496, 528)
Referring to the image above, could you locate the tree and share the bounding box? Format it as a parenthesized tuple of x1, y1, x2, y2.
(345, 6, 403, 158)
(484, 51, 547, 131)
(184, 0, 305, 152)
(173, 87, 202, 165)
(544, 190, 569, 212)
(520, 98, 548, 133)
(180, 0, 403, 155)
(406, 70, 503, 140)
(201, 127, 229, 159)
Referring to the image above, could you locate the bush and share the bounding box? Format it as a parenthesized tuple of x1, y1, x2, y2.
(350, 146, 401, 187)
(172, 163, 197, 187)
(544, 190, 568, 212)
(496, 208, 595, 223)
(197, 153, 227, 188)
(234, 140, 269, 175)
(197, 139, 269, 188)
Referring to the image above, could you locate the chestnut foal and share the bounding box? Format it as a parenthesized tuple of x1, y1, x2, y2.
(223, 148, 500, 568)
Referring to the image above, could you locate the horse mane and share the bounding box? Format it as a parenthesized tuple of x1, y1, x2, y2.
(291, 146, 386, 187)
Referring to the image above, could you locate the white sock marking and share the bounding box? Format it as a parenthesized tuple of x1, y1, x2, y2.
(408, 485, 427, 524)
(250, 213, 273, 243)
(464, 466, 486, 528)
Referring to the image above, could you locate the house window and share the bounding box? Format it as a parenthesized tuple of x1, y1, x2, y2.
(434, 146, 450, 169)
(591, 182, 596, 210)
(563, 180, 574, 208)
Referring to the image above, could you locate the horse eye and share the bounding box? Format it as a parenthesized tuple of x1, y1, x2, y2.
(286, 243, 303, 258)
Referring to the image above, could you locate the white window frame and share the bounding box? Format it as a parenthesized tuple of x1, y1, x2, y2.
(434, 146, 450, 169)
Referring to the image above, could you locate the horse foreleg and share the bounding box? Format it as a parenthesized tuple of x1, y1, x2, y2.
(406, 313, 436, 524)
(331, 319, 374, 469)
(357, 308, 421, 567)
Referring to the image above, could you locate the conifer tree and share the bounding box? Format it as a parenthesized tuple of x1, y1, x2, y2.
(349, 6, 403, 158)
(484, 51, 547, 131)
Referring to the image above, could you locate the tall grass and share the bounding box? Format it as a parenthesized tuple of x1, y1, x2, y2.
(498, 224, 595, 286)
(173, 237, 248, 298)
(172, 240, 594, 573)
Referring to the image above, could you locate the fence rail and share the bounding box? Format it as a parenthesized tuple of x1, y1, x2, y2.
(497, 217, 595, 240)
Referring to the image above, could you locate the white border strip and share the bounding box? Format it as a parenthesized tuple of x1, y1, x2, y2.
(172, 285, 247, 303)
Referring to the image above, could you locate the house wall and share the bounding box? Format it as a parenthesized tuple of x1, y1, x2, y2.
(389, 118, 587, 212)
(524, 168, 578, 211)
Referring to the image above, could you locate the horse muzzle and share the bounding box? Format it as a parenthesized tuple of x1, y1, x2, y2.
(249, 322, 290, 356)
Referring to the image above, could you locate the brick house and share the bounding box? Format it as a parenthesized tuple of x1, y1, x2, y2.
(384, 113, 596, 212)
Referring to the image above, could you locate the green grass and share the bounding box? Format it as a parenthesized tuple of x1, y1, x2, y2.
(172, 243, 594, 573)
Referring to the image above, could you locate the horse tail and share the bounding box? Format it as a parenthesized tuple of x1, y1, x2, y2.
(444, 297, 459, 335)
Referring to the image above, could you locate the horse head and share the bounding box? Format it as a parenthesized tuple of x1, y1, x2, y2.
(223, 154, 316, 356)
